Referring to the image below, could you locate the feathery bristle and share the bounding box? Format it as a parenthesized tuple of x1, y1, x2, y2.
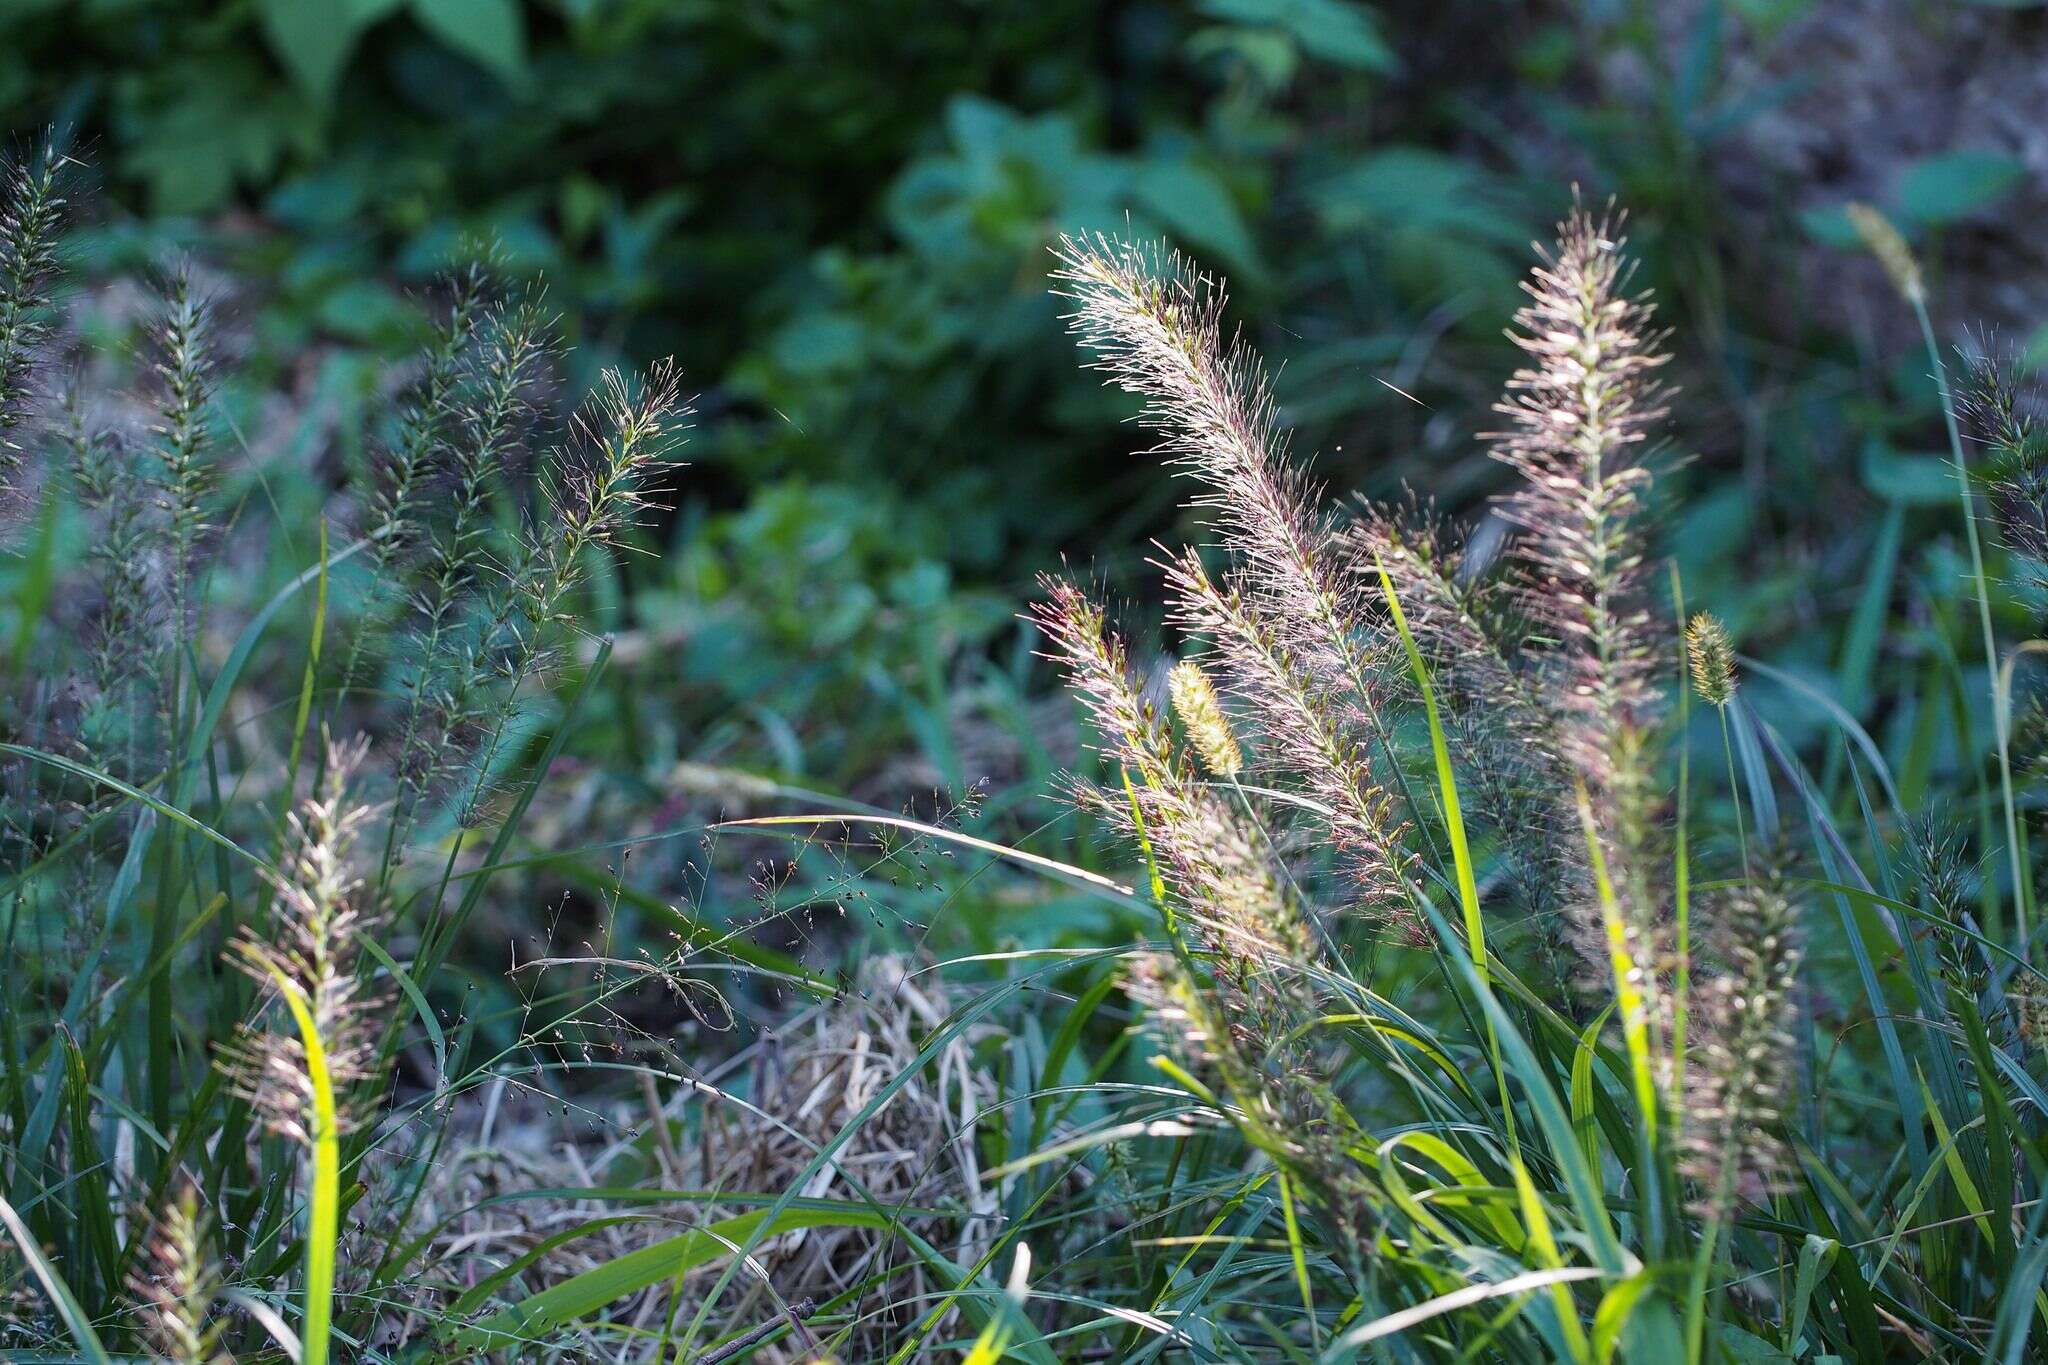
(1030, 574, 1312, 965)
(1491, 201, 1673, 995)
(1052, 233, 1392, 738)
(1962, 351, 2048, 590)
(1031, 570, 1381, 1240)
(223, 738, 383, 1146)
(366, 262, 489, 565)
(1491, 203, 1668, 731)
(144, 262, 219, 669)
(386, 296, 554, 851)
(0, 135, 68, 495)
(543, 361, 690, 572)
(126, 1181, 227, 1365)
(1905, 813, 1985, 994)
(1163, 547, 1414, 927)
(450, 359, 689, 830)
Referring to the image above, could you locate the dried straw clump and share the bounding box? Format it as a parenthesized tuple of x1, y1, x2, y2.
(390, 957, 996, 1361)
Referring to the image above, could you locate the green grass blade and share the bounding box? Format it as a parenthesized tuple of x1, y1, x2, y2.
(1572, 785, 1658, 1152)
(271, 974, 340, 1365)
(455, 1205, 890, 1349)
(1374, 563, 1483, 978)
(1410, 896, 1623, 1272)
(0, 744, 272, 874)
(0, 1191, 112, 1364)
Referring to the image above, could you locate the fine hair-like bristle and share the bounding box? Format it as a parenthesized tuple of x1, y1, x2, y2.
(1491, 200, 1674, 1000)
(1168, 659, 1242, 779)
(0, 133, 68, 499)
(126, 1181, 227, 1365)
(223, 737, 383, 1147)
(1051, 234, 1395, 749)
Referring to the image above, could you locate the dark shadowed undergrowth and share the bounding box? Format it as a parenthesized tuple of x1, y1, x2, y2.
(11, 132, 2048, 1363)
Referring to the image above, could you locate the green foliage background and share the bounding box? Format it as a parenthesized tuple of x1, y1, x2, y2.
(4, 0, 2036, 797)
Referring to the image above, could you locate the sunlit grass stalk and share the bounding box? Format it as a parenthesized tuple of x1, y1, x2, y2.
(1574, 784, 1662, 1149)
(1718, 711, 1749, 873)
(1851, 201, 2026, 947)
(269, 972, 342, 1365)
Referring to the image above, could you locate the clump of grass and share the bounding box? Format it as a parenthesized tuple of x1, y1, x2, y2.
(0, 151, 710, 1360)
(17, 143, 2048, 1362)
(950, 205, 2048, 1359)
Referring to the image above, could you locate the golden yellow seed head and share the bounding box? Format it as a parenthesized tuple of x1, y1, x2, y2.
(1685, 612, 1738, 707)
(1846, 203, 1924, 304)
(1169, 660, 1242, 778)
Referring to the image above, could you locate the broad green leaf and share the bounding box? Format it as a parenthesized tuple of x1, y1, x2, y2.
(1860, 436, 1957, 506)
(456, 1205, 889, 1348)
(1198, 0, 1394, 71)
(260, 0, 373, 103)
(411, 0, 527, 84)
(1131, 161, 1262, 280)
(1894, 149, 2026, 227)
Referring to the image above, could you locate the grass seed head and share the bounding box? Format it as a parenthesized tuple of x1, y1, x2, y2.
(1169, 659, 1243, 779)
(1846, 202, 1924, 304)
(126, 1180, 228, 1365)
(1684, 612, 1738, 707)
